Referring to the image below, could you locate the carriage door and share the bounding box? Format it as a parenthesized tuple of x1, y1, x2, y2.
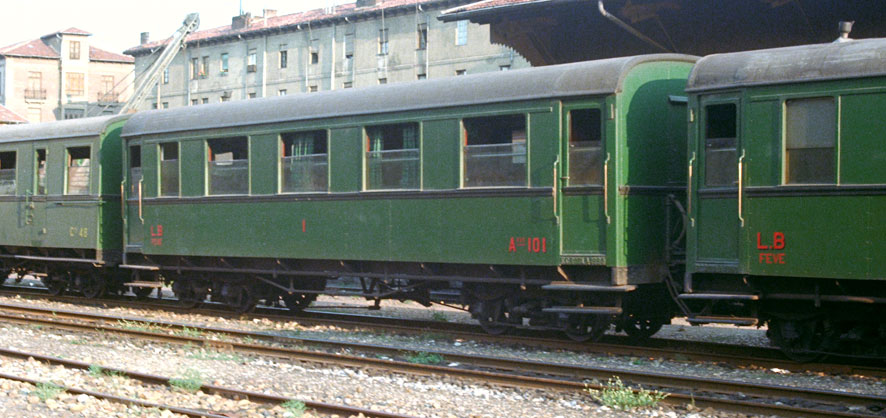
(124, 143, 144, 252)
(560, 105, 607, 259)
(694, 99, 741, 270)
(29, 146, 48, 245)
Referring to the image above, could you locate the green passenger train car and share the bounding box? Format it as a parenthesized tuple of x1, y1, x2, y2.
(0, 115, 129, 297)
(120, 55, 697, 339)
(683, 38, 886, 359)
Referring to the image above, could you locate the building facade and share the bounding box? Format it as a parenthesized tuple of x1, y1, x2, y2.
(0, 28, 134, 122)
(124, 0, 529, 111)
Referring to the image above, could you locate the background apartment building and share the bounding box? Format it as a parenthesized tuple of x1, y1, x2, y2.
(0, 28, 134, 122)
(124, 0, 529, 111)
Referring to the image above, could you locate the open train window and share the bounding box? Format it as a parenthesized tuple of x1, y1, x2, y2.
(568, 108, 603, 185)
(365, 123, 419, 190)
(66, 147, 90, 195)
(281, 130, 327, 193)
(129, 145, 141, 196)
(159, 143, 179, 197)
(0, 151, 16, 195)
(703, 103, 737, 187)
(785, 97, 835, 184)
(463, 114, 526, 188)
(207, 137, 248, 195)
(35, 149, 46, 195)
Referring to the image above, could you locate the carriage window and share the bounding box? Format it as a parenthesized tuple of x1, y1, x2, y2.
(159, 143, 179, 197)
(568, 109, 602, 185)
(129, 145, 141, 196)
(35, 149, 46, 195)
(66, 147, 90, 195)
(463, 114, 526, 188)
(704, 104, 737, 187)
(785, 97, 835, 184)
(281, 131, 327, 193)
(0, 151, 16, 195)
(207, 137, 248, 195)
(365, 123, 419, 190)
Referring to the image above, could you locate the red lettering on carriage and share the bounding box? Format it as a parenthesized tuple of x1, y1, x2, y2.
(756, 231, 785, 264)
(508, 237, 547, 253)
(150, 224, 164, 246)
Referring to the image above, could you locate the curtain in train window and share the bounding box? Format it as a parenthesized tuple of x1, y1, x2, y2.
(35, 149, 46, 195)
(365, 123, 419, 190)
(281, 130, 328, 193)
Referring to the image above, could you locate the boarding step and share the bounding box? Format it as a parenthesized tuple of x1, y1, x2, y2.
(119, 264, 161, 271)
(123, 281, 164, 288)
(542, 282, 637, 292)
(687, 315, 758, 326)
(679, 293, 759, 301)
(542, 306, 623, 315)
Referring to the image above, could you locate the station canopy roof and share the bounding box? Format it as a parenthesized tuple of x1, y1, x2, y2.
(439, 0, 886, 66)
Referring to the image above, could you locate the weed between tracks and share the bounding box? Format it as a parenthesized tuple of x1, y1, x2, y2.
(34, 382, 65, 402)
(281, 399, 306, 417)
(168, 369, 204, 393)
(405, 351, 444, 365)
(587, 377, 668, 411)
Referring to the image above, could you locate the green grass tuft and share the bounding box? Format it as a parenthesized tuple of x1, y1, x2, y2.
(281, 399, 306, 417)
(587, 377, 668, 411)
(405, 351, 444, 365)
(34, 382, 65, 402)
(168, 369, 203, 393)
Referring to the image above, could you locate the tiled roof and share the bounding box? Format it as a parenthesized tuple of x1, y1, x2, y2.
(0, 29, 132, 63)
(0, 38, 59, 59)
(89, 46, 134, 63)
(0, 105, 28, 124)
(126, 0, 462, 55)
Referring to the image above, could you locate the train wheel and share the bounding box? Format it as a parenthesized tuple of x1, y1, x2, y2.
(172, 280, 201, 308)
(564, 314, 610, 342)
(768, 317, 828, 362)
(621, 316, 666, 340)
(282, 292, 317, 313)
(477, 299, 510, 335)
(224, 283, 256, 313)
(80, 273, 106, 299)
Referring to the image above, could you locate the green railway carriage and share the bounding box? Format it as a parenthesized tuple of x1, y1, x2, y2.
(683, 38, 886, 359)
(120, 55, 696, 339)
(0, 115, 128, 296)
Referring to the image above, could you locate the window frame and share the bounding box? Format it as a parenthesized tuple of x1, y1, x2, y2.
(461, 113, 529, 189)
(699, 99, 740, 189)
(279, 130, 329, 194)
(363, 122, 421, 191)
(69, 40, 80, 60)
(565, 106, 605, 187)
(34, 148, 47, 196)
(206, 137, 250, 196)
(0, 150, 17, 196)
(158, 142, 180, 197)
(782, 96, 838, 185)
(64, 145, 91, 196)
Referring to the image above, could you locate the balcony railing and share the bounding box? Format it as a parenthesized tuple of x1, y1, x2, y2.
(24, 89, 46, 100)
(97, 92, 120, 103)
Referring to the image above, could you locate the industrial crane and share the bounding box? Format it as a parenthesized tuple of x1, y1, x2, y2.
(119, 13, 200, 114)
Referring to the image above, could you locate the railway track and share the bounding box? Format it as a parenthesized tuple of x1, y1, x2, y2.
(0, 301, 884, 417)
(0, 347, 414, 418)
(1, 286, 883, 379)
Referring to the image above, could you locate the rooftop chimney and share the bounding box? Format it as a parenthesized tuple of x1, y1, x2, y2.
(232, 12, 251, 30)
(263, 9, 277, 18)
(834, 21, 854, 43)
(140, 32, 150, 45)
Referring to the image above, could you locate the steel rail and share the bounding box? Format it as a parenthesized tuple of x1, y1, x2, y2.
(0, 305, 883, 418)
(0, 372, 230, 418)
(0, 347, 414, 418)
(0, 288, 883, 378)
